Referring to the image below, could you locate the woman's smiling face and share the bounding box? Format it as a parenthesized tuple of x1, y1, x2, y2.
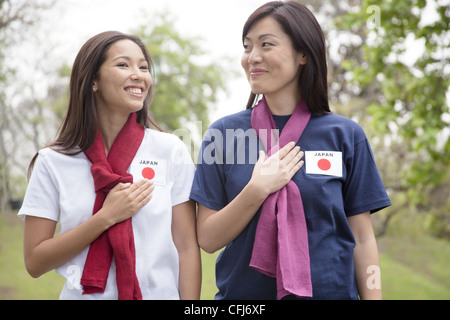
(241, 16, 307, 102)
(93, 39, 152, 117)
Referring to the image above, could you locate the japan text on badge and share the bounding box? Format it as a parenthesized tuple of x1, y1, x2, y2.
(130, 158, 167, 185)
(305, 151, 343, 177)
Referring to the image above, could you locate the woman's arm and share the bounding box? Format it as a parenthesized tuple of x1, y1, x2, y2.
(348, 211, 382, 300)
(197, 142, 304, 253)
(172, 200, 202, 300)
(23, 179, 154, 278)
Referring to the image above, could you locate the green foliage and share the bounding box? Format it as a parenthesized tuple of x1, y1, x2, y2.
(133, 13, 230, 132)
(0, 213, 63, 299)
(377, 205, 450, 299)
(380, 253, 450, 299)
(335, 0, 450, 204)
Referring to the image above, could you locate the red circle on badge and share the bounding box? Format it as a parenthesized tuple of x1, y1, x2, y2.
(142, 167, 156, 180)
(318, 159, 331, 171)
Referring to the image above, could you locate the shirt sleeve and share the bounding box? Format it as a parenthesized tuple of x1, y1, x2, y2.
(343, 134, 391, 216)
(18, 149, 60, 221)
(170, 138, 196, 207)
(190, 124, 228, 211)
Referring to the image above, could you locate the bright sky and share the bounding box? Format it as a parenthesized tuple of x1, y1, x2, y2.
(35, 0, 272, 119)
(13, 0, 448, 123)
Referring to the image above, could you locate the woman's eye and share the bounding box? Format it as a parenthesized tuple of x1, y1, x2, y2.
(262, 42, 273, 48)
(140, 66, 149, 70)
(117, 63, 128, 68)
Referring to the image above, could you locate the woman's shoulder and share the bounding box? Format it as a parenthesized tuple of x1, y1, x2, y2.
(142, 128, 194, 166)
(36, 146, 84, 162)
(312, 113, 367, 138)
(314, 112, 361, 126)
(144, 128, 188, 149)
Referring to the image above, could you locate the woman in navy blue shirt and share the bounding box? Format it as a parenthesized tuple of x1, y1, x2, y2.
(190, 1, 391, 299)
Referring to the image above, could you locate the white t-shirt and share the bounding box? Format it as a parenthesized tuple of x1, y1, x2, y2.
(18, 129, 196, 300)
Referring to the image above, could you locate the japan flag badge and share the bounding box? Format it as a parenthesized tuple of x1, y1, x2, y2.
(305, 151, 343, 177)
(130, 158, 167, 185)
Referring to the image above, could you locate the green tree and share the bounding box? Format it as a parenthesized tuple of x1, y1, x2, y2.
(337, 0, 449, 195)
(133, 12, 231, 133)
(334, 0, 450, 235)
(0, 0, 55, 210)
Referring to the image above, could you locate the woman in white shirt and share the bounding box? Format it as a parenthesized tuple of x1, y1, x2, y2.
(18, 31, 201, 300)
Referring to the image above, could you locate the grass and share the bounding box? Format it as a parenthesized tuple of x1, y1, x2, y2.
(0, 212, 62, 299)
(1, 210, 449, 300)
(380, 253, 450, 299)
(377, 213, 450, 300)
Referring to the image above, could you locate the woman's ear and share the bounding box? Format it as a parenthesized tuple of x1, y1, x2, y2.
(93, 81, 98, 93)
(298, 51, 308, 65)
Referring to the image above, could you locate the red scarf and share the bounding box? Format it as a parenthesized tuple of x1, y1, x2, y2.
(250, 97, 312, 299)
(80, 112, 144, 300)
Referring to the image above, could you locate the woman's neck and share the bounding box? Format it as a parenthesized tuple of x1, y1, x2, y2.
(97, 112, 129, 155)
(264, 92, 301, 115)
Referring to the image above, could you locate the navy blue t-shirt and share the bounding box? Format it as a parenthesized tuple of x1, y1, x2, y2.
(190, 109, 391, 300)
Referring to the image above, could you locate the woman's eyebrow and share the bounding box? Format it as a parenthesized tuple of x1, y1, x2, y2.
(112, 55, 131, 61)
(112, 56, 147, 63)
(259, 33, 278, 39)
(244, 33, 279, 41)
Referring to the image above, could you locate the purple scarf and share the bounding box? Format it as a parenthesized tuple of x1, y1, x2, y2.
(250, 97, 312, 299)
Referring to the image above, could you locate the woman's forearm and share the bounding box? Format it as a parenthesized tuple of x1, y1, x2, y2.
(23, 211, 113, 278)
(353, 237, 382, 299)
(172, 201, 202, 299)
(348, 212, 382, 300)
(197, 181, 267, 253)
(178, 247, 202, 299)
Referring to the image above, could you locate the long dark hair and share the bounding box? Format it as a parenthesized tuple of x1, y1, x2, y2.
(243, 1, 330, 115)
(28, 31, 161, 177)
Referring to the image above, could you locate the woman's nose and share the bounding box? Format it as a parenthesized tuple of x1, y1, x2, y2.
(130, 73, 140, 81)
(130, 67, 144, 81)
(247, 48, 263, 64)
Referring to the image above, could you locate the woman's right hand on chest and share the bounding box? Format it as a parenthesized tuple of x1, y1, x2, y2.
(249, 142, 304, 198)
(101, 179, 154, 225)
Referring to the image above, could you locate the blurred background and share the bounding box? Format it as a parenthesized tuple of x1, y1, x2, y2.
(0, 0, 449, 300)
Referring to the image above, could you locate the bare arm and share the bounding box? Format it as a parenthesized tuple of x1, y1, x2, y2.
(172, 200, 201, 300)
(348, 211, 382, 300)
(23, 179, 154, 278)
(197, 142, 304, 253)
